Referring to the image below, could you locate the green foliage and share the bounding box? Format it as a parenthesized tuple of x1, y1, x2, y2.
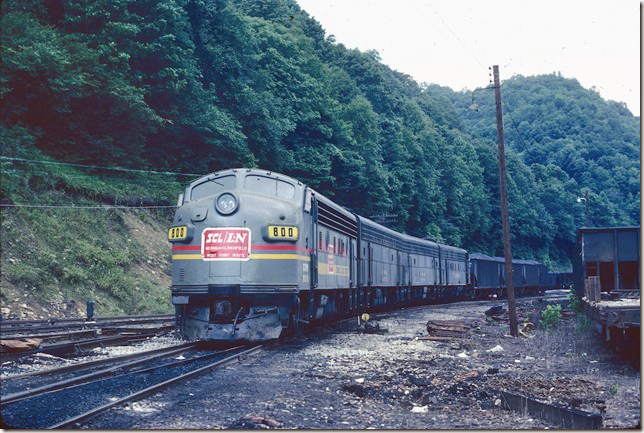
(0, 0, 639, 281)
(541, 304, 562, 330)
(568, 290, 582, 313)
(575, 313, 593, 334)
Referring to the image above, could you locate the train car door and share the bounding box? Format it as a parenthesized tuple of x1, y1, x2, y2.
(349, 241, 355, 309)
(396, 251, 401, 286)
(407, 254, 412, 286)
(309, 195, 318, 318)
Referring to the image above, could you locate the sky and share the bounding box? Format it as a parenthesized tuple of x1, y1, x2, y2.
(296, 0, 640, 116)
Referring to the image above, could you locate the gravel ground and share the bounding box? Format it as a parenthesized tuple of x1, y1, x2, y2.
(74, 294, 639, 429)
(1, 346, 242, 428)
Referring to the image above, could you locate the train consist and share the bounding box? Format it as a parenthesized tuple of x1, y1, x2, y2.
(168, 168, 560, 341)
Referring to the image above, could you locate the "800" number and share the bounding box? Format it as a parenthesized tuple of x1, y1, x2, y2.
(268, 225, 298, 240)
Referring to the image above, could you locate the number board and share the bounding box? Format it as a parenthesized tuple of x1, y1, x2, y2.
(268, 225, 299, 240)
(168, 226, 187, 240)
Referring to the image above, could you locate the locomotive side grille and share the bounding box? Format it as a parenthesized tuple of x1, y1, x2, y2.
(317, 200, 358, 238)
(179, 267, 185, 282)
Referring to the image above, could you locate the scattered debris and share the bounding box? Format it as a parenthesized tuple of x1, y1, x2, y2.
(416, 336, 456, 342)
(411, 405, 428, 413)
(229, 416, 283, 429)
(356, 313, 388, 334)
(485, 306, 506, 317)
(498, 390, 603, 429)
(342, 382, 367, 397)
(486, 345, 504, 353)
(426, 320, 470, 338)
(0, 338, 42, 353)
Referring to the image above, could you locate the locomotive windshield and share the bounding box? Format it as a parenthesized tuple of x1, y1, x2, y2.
(190, 175, 236, 201)
(244, 175, 295, 199)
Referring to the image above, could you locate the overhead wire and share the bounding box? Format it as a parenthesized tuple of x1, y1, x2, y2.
(420, 1, 485, 68)
(0, 167, 185, 185)
(0, 204, 175, 209)
(0, 156, 204, 177)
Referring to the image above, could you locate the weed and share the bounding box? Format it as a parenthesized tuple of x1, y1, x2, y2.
(540, 304, 562, 330)
(1, 146, 176, 315)
(575, 314, 594, 333)
(568, 290, 582, 313)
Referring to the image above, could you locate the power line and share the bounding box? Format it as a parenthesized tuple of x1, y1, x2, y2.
(421, 1, 485, 67)
(0, 204, 175, 209)
(0, 167, 186, 185)
(0, 157, 204, 177)
(502, 96, 531, 150)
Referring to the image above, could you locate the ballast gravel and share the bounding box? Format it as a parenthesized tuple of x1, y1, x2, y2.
(5, 294, 639, 429)
(79, 294, 639, 429)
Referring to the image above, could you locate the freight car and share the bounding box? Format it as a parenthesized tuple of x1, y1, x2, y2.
(168, 168, 550, 341)
(468, 253, 546, 299)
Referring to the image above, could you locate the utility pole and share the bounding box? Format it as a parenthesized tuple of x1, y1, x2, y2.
(585, 189, 590, 227)
(492, 65, 518, 338)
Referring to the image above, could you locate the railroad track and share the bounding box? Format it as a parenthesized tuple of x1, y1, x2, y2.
(0, 314, 176, 362)
(0, 314, 175, 336)
(1, 342, 264, 428)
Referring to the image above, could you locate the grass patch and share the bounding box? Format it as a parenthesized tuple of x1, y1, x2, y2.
(1, 145, 182, 315)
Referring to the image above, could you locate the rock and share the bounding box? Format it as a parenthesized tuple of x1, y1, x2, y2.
(486, 367, 500, 374)
(485, 306, 506, 316)
(343, 383, 367, 397)
(1, 338, 42, 352)
(354, 377, 365, 384)
(457, 352, 468, 358)
(495, 399, 502, 406)
(411, 405, 428, 413)
(487, 345, 504, 353)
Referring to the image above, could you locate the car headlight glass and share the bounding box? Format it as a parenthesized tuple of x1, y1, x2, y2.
(216, 193, 238, 214)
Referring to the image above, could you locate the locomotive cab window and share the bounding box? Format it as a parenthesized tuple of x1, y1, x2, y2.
(245, 175, 295, 199)
(190, 175, 236, 201)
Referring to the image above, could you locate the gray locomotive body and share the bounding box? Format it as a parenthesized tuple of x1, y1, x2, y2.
(168, 168, 547, 342)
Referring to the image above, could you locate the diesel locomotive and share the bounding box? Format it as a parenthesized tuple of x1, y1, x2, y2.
(168, 168, 549, 341)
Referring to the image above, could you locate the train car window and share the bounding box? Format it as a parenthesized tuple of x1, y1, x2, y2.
(244, 175, 295, 199)
(333, 237, 336, 254)
(190, 175, 236, 201)
(414, 258, 416, 265)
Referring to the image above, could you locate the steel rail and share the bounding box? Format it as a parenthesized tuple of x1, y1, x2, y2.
(0, 318, 175, 336)
(0, 314, 174, 328)
(49, 345, 264, 429)
(0, 334, 154, 363)
(2, 342, 196, 380)
(0, 344, 198, 406)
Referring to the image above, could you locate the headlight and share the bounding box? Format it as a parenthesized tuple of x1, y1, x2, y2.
(216, 192, 238, 215)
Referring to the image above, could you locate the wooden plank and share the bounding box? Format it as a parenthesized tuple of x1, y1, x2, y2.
(499, 390, 603, 429)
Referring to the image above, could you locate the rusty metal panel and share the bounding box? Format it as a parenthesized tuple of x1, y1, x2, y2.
(583, 232, 616, 262)
(617, 230, 639, 261)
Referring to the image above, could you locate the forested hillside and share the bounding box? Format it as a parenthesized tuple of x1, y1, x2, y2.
(1, 0, 639, 315)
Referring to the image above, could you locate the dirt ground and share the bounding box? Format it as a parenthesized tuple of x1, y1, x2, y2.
(83, 293, 640, 429)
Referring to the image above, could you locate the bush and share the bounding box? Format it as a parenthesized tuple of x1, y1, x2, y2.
(541, 304, 562, 330)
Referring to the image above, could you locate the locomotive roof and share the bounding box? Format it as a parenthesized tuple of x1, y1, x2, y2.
(188, 168, 304, 188)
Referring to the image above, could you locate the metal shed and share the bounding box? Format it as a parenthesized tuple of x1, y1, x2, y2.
(574, 226, 640, 298)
